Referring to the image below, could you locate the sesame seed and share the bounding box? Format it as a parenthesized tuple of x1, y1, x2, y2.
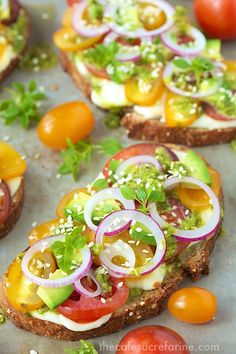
(128, 312, 134, 316)
(140, 301, 145, 306)
(117, 282, 124, 288)
(101, 298, 106, 304)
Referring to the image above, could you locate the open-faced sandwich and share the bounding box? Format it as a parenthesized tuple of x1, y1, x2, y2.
(54, 0, 236, 146)
(0, 142, 26, 239)
(0, 143, 223, 340)
(0, 0, 30, 82)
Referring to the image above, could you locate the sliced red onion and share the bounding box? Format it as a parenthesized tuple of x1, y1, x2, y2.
(101, 239, 136, 276)
(0, 181, 11, 224)
(21, 235, 92, 287)
(158, 144, 179, 161)
(115, 155, 162, 178)
(104, 32, 141, 62)
(105, 0, 174, 39)
(163, 60, 223, 99)
(96, 209, 166, 277)
(203, 103, 235, 122)
(84, 188, 135, 235)
(72, 0, 110, 38)
(161, 26, 206, 57)
(74, 269, 102, 298)
(149, 177, 221, 242)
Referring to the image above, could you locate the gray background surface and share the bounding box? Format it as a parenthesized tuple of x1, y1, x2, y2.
(0, 0, 236, 353)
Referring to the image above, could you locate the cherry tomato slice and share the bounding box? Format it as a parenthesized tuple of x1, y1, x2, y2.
(168, 287, 217, 324)
(53, 27, 102, 52)
(4, 251, 56, 313)
(139, 3, 166, 31)
(28, 219, 61, 246)
(57, 279, 129, 322)
(165, 91, 199, 128)
(56, 187, 90, 218)
(116, 325, 190, 354)
(0, 181, 11, 224)
(67, 0, 82, 5)
(0, 142, 27, 180)
(125, 77, 165, 106)
(37, 101, 94, 149)
(225, 60, 236, 74)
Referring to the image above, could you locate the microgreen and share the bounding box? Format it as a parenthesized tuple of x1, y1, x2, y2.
(83, 42, 120, 68)
(96, 138, 123, 156)
(51, 227, 87, 274)
(92, 178, 109, 191)
(64, 340, 98, 354)
(0, 80, 46, 128)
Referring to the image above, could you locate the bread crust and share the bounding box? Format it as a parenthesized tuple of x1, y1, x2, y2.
(0, 4, 30, 83)
(60, 51, 236, 147)
(0, 145, 224, 340)
(0, 178, 24, 239)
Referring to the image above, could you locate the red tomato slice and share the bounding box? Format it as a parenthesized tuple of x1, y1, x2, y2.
(0, 181, 11, 224)
(86, 64, 110, 80)
(116, 325, 190, 354)
(67, 0, 82, 5)
(103, 143, 158, 178)
(57, 279, 129, 322)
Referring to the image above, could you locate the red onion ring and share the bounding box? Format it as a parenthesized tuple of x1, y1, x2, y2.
(72, 0, 110, 38)
(84, 188, 135, 235)
(1, 0, 20, 26)
(115, 155, 162, 178)
(104, 32, 141, 62)
(163, 60, 223, 99)
(203, 103, 236, 122)
(96, 209, 166, 277)
(0, 181, 11, 224)
(21, 235, 92, 287)
(105, 0, 174, 39)
(149, 177, 221, 242)
(161, 26, 206, 57)
(74, 269, 102, 298)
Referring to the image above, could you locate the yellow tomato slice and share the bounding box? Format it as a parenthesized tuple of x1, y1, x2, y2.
(53, 27, 102, 52)
(0, 42, 7, 58)
(165, 91, 199, 128)
(0, 142, 27, 180)
(139, 2, 166, 31)
(4, 252, 57, 312)
(224, 60, 236, 73)
(28, 219, 61, 246)
(62, 7, 73, 27)
(176, 167, 221, 211)
(125, 77, 165, 106)
(56, 187, 90, 218)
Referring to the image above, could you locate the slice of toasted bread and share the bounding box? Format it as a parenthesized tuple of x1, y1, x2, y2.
(0, 4, 30, 83)
(60, 51, 236, 147)
(0, 178, 24, 239)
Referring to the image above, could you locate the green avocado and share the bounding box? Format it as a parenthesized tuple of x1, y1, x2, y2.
(182, 150, 212, 185)
(37, 269, 73, 310)
(203, 39, 222, 61)
(64, 192, 120, 224)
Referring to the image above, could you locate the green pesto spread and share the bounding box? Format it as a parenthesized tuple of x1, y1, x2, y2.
(95, 266, 112, 294)
(20, 45, 58, 72)
(3, 9, 28, 53)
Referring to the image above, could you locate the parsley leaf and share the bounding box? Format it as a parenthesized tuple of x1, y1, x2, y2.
(92, 178, 109, 191)
(0, 80, 46, 128)
(120, 185, 137, 200)
(97, 138, 123, 156)
(59, 139, 94, 181)
(64, 340, 98, 354)
(51, 227, 87, 273)
(83, 42, 120, 68)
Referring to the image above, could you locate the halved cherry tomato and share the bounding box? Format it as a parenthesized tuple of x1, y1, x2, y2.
(103, 143, 158, 178)
(53, 27, 102, 52)
(125, 77, 165, 106)
(116, 325, 190, 354)
(139, 3, 166, 31)
(4, 252, 57, 312)
(37, 101, 94, 149)
(57, 279, 129, 322)
(165, 91, 199, 128)
(28, 219, 61, 246)
(168, 287, 217, 324)
(0, 181, 11, 224)
(56, 187, 90, 218)
(176, 167, 221, 211)
(0, 142, 27, 180)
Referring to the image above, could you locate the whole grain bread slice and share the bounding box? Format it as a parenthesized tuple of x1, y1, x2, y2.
(0, 4, 30, 83)
(60, 51, 236, 147)
(0, 178, 24, 239)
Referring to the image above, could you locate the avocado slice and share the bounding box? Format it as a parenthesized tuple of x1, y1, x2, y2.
(182, 150, 212, 185)
(64, 192, 120, 224)
(37, 269, 73, 310)
(203, 39, 222, 61)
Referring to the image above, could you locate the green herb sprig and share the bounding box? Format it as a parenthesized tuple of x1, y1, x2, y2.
(0, 80, 46, 128)
(64, 340, 98, 354)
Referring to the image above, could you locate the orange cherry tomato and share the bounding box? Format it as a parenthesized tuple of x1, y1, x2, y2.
(4, 252, 57, 312)
(37, 101, 94, 149)
(168, 287, 217, 324)
(165, 91, 199, 128)
(0, 142, 27, 180)
(53, 27, 102, 52)
(125, 77, 165, 106)
(139, 2, 166, 31)
(176, 167, 221, 211)
(28, 219, 61, 246)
